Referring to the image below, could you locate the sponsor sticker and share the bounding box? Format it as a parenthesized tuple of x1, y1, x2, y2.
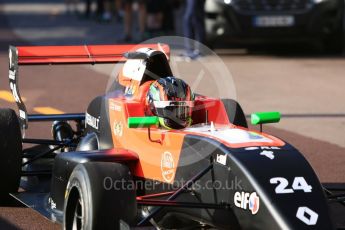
(161, 152, 175, 183)
(296, 206, 318, 225)
(261, 146, 280, 150)
(125, 82, 138, 96)
(9, 70, 15, 80)
(113, 121, 123, 137)
(216, 154, 227, 166)
(234, 191, 260, 215)
(9, 48, 13, 68)
(248, 132, 264, 140)
(86, 113, 99, 130)
(109, 101, 122, 112)
(19, 110, 26, 119)
(244, 146, 281, 151)
(245, 146, 280, 160)
(260, 150, 275, 160)
(9, 82, 20, 103)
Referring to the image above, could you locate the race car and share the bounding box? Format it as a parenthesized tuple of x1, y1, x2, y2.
(0, 44, 343, 229)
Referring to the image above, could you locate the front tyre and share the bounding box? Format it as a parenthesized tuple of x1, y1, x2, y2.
(63, 162, 137, 230)
(0, 109, 22, 203)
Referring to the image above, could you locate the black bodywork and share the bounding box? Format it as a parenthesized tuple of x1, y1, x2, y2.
(151, 136, 333, 229)
(41, 126, 334, 229)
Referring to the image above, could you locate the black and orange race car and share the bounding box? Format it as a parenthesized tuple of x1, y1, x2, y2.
(0, 44, 343, 230)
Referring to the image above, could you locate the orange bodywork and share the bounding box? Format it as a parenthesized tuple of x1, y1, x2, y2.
(107, 83, 285, 183)
(108, 97, 185, 183)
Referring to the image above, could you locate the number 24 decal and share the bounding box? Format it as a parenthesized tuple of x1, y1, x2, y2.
(270, 177, 312, 194)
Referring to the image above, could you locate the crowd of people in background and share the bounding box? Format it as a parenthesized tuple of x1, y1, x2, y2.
(66, 0, 183, 40)
(65, 0, 206, 59)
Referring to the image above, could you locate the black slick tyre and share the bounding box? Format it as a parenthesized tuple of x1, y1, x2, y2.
(0, 108, 22, 203)
(63, 162, 137, 230)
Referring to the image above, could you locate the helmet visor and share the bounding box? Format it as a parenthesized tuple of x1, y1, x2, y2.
(153, 101, 194, 108)
(155, 101, 193, 126)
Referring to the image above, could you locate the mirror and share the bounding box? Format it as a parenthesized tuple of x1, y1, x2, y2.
(127, 116, 159, 128)
(251, 112, 281, 125)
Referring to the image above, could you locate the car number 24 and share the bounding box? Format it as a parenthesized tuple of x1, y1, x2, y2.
(270, 177, 312, 194)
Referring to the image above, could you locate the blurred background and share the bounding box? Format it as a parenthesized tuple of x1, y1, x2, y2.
(1, 0, 344, 52)
(0, 0, 345, 229)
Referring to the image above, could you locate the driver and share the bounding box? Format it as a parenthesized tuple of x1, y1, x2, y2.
(146, 77, 194, 129)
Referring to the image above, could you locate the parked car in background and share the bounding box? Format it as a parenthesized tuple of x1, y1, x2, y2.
(205, 0, 344, 52)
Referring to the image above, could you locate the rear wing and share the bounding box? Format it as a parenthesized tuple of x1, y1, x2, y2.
(8, 44, 170, 130)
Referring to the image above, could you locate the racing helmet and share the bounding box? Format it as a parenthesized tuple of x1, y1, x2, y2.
(147, 77, 194, 129)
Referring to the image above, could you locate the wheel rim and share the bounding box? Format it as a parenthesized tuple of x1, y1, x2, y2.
(65, 187, 84, 230)
(72, 198, 83, 230)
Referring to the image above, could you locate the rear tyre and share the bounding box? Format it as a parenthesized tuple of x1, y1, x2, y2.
(0, 109, 22, 203)
(221, 99, 248, 128)
(63, 162, 137, 230)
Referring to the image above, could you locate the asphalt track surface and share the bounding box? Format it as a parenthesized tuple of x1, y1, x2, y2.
(0, 0, 345, 229)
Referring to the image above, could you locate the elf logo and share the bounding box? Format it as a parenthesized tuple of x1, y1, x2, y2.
(234, 191, 260, 215)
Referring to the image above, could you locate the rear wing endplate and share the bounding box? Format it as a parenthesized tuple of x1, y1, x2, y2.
(8, 44, 170, 131)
